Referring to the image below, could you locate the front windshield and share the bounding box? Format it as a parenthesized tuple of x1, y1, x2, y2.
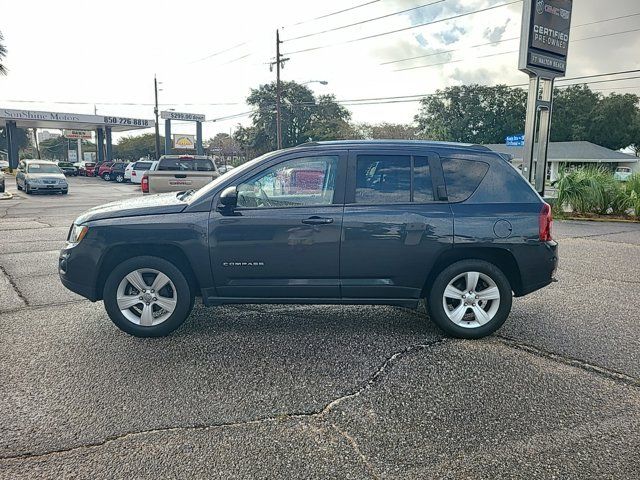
(186, 151, 282, 203)
(28, 163, 62, 174)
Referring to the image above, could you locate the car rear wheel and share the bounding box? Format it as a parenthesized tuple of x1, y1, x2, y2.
(427, 259, 512, 339)
(103, 256, 194, 337)
(115, 173, 124, 183)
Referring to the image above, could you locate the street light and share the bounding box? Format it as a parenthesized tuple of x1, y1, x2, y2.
(301, 80, 328, 86)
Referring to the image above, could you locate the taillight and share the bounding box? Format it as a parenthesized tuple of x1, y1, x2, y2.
(539, 202, 553, 241)
(141, 175, 149, 193)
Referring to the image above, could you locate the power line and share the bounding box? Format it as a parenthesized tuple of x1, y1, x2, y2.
(394, 27, 640, 72)
(284, 0, 382, 28)
(188, 42, 248, 64)
(285, 0, 446, 42)
(283, 0, 521, 55)
(382, 11, 640, 67)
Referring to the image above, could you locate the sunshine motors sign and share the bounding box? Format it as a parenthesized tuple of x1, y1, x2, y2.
(519, 0, 573, 77)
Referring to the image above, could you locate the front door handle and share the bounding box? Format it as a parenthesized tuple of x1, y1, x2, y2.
(302, 216, 334, 225)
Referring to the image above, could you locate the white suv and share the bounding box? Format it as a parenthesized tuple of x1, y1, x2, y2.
(127, 160, 157, 184)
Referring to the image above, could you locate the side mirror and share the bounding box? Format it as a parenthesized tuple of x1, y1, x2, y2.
(217, 186, 238, 213)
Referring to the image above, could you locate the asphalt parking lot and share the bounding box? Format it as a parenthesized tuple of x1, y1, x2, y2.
(1, 175, 639, 479)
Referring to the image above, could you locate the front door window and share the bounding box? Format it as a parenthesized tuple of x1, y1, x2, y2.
(237, 156, 339, 208)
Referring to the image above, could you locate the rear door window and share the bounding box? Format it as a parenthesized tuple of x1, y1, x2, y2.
(158, 158, 214, 171)
(353, 154, 436, 204)
(134, 162, 152, 170)
(355, 155, 411, 203)
(441, 158, 489, 202)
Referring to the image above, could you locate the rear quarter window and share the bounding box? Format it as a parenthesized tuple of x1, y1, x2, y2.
(441, 158, 489, 202)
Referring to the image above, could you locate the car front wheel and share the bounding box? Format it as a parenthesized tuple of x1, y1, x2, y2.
(103, 173, 111, 181)
(427, 259, 512, 339)
(103, 256, 194, 337)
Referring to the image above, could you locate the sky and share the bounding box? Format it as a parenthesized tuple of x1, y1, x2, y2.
(1, 0, 639, 141)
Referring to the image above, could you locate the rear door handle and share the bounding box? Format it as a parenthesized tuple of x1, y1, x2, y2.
(302, 216, 334, 225)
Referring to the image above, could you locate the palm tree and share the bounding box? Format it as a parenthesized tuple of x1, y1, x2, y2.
(0, 31, 7, 75)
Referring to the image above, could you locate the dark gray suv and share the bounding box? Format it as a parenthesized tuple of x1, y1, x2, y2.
(59, 141, 557, 339)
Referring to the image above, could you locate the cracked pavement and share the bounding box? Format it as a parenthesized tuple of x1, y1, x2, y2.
(1, 176, 639, 479)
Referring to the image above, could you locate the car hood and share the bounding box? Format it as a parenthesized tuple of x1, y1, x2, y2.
(28, 172, 66, 180)
(75, 192, 188, 223)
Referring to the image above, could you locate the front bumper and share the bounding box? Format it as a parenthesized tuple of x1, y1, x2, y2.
(59, 244, 99, 301)
(29, 184, 67, 192)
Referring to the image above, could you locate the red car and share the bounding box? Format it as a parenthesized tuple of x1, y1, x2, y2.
(79, 162, 96, 176)
(97, 162, 114, 180)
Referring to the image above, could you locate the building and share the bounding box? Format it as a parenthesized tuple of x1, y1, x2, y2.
(37, 130, 62, 143)
(484, 141, 639, 181)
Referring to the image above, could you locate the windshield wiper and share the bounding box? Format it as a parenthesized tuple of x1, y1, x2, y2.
(177, 189, 196, 201)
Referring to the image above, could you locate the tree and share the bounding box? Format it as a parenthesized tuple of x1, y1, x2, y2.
(113, 133, 163, 160)
(587, 93, 639, 150)
(0, 127, 30, 153)
(238, 81, 351, 154)
(551, 85, 601, 142)
(415, 85, 527, 144)
(38, 137, 96, 160)
(631, 111, 640, 157)
(352, 122, 419, 140)
(0, 30, 7, 75)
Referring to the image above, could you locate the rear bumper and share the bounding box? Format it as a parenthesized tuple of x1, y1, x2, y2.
(514, 241, 558, 296)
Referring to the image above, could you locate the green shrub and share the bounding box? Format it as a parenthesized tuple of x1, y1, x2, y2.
(556, 166, 635, 216)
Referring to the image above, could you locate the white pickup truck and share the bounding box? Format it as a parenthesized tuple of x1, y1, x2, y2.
(142, 155, 219, 194)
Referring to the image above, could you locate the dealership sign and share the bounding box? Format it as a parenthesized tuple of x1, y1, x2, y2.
(173, 134, 196, 149)
(63, 129, 92, 140)
(161, 111, 205, 122)
(519, 0, 572, 77)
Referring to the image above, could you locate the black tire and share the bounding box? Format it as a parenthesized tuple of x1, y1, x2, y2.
(427, 259, 512, 339)
(103, 256, 194, 337)
(62, 190, 68, 195)
(25, 183, 31, 194)
(115, 173, 124, 183)
(103, 173, 111, 181)
(16, 181, 22, 191)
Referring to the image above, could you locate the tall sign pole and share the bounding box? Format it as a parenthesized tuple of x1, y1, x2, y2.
(519, 0, 573, 196)
(154, 75, 161, 160)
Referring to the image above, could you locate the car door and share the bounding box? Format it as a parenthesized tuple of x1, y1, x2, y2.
(209, 150, 347, 299)
(16, 161, 26, 187)
(340, 149, 453, 301)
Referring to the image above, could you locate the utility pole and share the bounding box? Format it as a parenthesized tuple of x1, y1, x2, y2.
(154, 75, 161, 160)
(271, 30, 289, 150)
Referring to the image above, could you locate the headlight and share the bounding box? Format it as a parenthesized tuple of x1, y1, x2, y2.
(29, 178, 42, 184)
(67, 224, 88, 245)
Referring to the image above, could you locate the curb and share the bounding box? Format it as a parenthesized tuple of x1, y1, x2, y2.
(0, 192, 14, 200)
(559, 216, 640, 224)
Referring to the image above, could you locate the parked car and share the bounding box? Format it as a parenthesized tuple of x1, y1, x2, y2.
(217, 164, 235, 174)
(0, 160, 9, 169)
(16, 159, 68, 194)
(127, 160, 156, 184)
(92, 160, 108, 177)
(614, 166, 633, 181)
(79, 162, 96, 176)
(59, 141, 557, 338)
(57, 161, 79, 176)
(104, 162, 128, 183)
(97, 162, 114, 180)
(0, 171, 5, 193)
(142, 155, 218, 194)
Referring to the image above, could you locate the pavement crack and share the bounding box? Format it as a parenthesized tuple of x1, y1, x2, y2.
(0, 338, 448, 462)
(0, 264, 29, 307)
(331, 423, 380, 479)
(495, 335, 639, 388)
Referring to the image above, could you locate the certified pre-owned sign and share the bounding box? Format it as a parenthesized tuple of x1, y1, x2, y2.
(519, 0, 572, 77)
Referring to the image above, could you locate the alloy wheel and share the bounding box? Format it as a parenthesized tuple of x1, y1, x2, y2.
(442, 271, 501, 329)
(116, 268, 177, 326)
